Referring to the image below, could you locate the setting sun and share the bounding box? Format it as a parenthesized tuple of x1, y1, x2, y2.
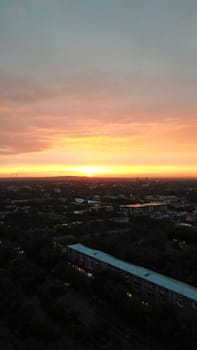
(76, 166, 113, 178)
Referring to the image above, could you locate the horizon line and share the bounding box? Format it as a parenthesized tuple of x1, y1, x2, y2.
(0, 175, 197, 181)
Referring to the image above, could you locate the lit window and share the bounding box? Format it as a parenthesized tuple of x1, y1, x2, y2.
(127, 292, 133, 298)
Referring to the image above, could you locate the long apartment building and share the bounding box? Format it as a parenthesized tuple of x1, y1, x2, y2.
(66, 243, 197, 311)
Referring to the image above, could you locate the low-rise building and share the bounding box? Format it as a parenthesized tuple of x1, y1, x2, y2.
(120, 202, 167, 216)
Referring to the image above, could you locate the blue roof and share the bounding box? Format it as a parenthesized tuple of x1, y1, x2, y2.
(68, 243, 197, 302)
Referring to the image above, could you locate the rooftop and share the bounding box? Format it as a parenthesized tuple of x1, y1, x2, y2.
(121, 202, 166, 208)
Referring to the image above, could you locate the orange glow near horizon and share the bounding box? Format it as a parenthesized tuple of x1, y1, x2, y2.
(1, 89, 197, 179)
(1, 116, 196, 179)
(0, 126, 197, 178)
(0, 164, 197, 178)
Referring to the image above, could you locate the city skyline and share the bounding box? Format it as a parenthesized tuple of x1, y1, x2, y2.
(0, 0, 197, 178)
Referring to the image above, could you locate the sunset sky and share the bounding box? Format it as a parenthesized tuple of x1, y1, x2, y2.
(0, 0, 197, 178)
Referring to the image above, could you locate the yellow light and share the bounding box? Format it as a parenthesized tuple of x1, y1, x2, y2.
(1, 163, 197, 178)
(76, 165, 113, 177)
(127, 292, 133, 298)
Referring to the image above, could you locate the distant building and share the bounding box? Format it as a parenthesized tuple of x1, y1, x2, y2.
(120, 202, 167, 216)
(177, 223, 192, 228)
(74, 197, 86, 204)
(66, 243, 197, 310)
(145, 195, 178, 203)
(110, 217, 130, 224)
(87, 199, 101, 205)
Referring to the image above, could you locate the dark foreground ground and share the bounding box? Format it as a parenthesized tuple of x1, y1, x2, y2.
(63, 287, 168, 350)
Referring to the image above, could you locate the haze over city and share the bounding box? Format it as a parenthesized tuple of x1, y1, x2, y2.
(0, 0, 197, 178)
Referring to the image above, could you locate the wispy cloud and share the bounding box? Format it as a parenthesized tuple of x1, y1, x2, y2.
(0, 105, 25, 113)
(0, 70, 196, 162)
(7, 6, 26, 16)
